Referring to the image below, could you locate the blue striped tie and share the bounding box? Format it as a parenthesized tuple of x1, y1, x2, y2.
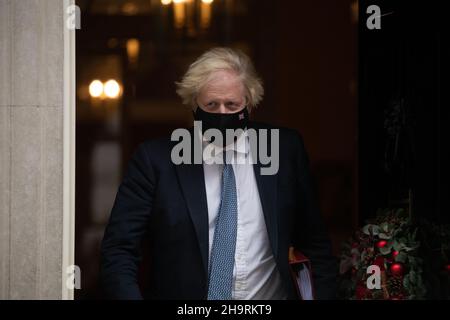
(207, 163, 238, 300)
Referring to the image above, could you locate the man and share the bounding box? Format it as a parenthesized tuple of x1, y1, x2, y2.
(100, 47, 337, 300)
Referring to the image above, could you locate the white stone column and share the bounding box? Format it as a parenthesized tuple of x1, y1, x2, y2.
(0, 0, 75, 299)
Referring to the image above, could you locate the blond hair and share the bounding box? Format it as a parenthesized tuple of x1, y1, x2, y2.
(176, 47, 264, 110)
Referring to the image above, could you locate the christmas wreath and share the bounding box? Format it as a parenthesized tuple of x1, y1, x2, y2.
(338, 208, 450, 300)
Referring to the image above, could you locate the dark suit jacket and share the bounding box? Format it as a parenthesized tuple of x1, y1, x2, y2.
(100, 122, 337, 300)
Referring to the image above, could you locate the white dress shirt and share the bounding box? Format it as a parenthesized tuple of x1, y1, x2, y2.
(202, 131, 287, 300)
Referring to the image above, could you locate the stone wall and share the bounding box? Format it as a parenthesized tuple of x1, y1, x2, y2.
(0, 0, 66, 299)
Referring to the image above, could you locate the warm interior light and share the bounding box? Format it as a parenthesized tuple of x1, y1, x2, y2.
(89, 80, 103, 98)
(104, 80, 121, 99)
(126, 38, 140, 65)
(173, 0, 186, 29)
(161, 0, 172, 5)
(200, 0, 212, 28)
(122, 2, 138, 15)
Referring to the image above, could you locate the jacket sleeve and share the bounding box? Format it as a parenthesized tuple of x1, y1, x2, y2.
(291, 131, 338, 300)
(100, 143, 155, 299)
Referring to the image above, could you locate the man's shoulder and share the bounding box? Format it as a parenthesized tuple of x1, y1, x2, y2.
(249, 121, 304, 142)
(133, 122, 306, 162)
(140, 134, 174, 150)
(133, 134, 175, 165)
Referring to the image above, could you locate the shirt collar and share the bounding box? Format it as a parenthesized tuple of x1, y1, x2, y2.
(201, 129, 249, 162)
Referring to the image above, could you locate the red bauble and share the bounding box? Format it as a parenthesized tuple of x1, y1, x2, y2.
(392, 251, 399, 258)
(390, 263, 404, 276)
(445, 264, 450, 272)
(376, 240, 388, 248)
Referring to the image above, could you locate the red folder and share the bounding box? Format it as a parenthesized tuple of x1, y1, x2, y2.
(288, 247, 315, 300)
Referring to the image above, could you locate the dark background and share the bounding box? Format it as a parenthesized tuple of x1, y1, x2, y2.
(358, 0, 446, 225)
(75, 0, 445, 299)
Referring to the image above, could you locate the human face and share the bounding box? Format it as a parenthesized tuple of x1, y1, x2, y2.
(196, 70, 247, 114)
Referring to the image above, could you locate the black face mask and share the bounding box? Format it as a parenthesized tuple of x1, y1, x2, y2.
(193, 107, 249, 136)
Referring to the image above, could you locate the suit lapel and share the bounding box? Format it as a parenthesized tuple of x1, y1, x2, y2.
(173, 133, 209, 276)
(173, 124, 280, 275)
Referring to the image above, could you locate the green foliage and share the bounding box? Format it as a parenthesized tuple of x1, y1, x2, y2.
(338, 208, 447, 300)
